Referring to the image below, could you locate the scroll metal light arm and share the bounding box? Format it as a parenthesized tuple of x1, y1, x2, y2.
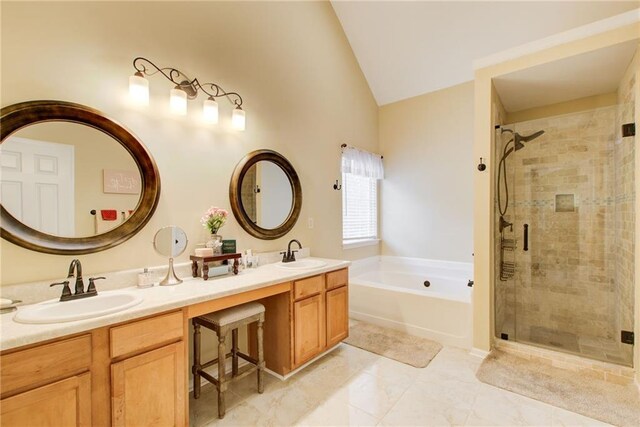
(132, 57, 243, 108)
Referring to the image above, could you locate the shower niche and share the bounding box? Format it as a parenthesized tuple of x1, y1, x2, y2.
(492, 40, 637, 367)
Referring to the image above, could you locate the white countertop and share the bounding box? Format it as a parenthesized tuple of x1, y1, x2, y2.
(0, 257, 350, 352)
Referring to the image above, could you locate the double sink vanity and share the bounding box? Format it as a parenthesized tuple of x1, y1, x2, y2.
(0, 258, 350, 426)
(0, 100, 348, 426)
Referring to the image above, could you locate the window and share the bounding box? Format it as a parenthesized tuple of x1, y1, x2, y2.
(342, 172, 378, 243)
(341, 146, 383, 248)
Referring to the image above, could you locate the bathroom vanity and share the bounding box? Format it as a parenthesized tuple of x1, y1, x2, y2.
(0, 261, 349, 427)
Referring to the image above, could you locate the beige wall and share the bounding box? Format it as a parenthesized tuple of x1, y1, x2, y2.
(0, 1, 379, 285)
(505, 92, 618, 123)
(379, 82, 474, 263)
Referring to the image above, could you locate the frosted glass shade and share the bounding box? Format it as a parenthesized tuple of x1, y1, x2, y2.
(129, 73, 149, 106)
(170, 88, 187, 115)
(231, 108, 246, 131)
(203, 99, 219, 123)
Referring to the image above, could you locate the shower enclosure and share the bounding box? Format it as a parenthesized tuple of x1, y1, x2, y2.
(494, 103, 636, 366)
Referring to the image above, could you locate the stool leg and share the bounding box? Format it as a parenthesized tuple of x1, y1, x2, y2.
(257, 318, 265, 394)
(217, 330, 227, 419)
(232, 328, 239, 377)
(192, 321, 202, 399)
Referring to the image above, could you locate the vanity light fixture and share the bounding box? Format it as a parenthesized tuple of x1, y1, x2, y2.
(129, 72, 149, 106)
(169, 86, 188, 115)
(129, 57, 245, 129)
(231, 106, 246, 131)
(203, 97, 219, 124)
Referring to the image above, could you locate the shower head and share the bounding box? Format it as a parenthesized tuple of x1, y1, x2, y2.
(500, 128, 545, 155)
(514, 130, 545, 145)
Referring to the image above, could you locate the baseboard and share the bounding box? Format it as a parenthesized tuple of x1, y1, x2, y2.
(190, 345, 342, 389)
(469, 347, 491, 360)
(350, 310, 471, 349)
(265, 344, 341, 381)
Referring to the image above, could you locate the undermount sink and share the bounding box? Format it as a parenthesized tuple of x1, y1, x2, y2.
(14, 291, 143, 324)
(275, 259, 327, 270)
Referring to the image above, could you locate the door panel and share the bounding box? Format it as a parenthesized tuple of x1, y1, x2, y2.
(111, 341, 185, 427)
(294, 294, 325, 366)
(326, 286, 349, 348)
(0, 373, 91, 427)
(0, 137, 74, 236)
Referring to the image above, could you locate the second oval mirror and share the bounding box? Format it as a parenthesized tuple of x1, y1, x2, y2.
(230, 150, 302, 240)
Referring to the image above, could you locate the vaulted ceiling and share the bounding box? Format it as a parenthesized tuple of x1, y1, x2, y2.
(331, 1, 639, 105)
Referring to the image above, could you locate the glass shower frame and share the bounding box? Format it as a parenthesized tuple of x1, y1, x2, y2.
(494, 104, 635, 367)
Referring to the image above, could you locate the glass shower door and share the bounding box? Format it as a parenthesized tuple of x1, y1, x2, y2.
(509, 106, 633, 366)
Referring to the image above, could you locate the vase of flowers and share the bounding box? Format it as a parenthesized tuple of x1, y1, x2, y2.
(201, 207, 228, 255)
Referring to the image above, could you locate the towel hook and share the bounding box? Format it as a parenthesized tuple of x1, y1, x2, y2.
(333, 180, 342, 190)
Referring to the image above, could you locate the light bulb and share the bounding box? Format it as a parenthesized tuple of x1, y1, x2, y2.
(170, 87, 187, 115)
(203, 98, 219, 123)
(231, 107, 246, 131)
(129, 72, 149, 106)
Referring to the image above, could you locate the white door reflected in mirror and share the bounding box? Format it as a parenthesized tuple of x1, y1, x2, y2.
(0, 121, 142, 237)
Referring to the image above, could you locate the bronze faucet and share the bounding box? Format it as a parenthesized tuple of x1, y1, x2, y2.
(50, 259, 104, 302)
(68, 259, 85, 294)
(280, 240, 302, 263)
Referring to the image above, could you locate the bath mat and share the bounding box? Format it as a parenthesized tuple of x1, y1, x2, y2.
(344, 321, 442, 368)
(476, 350, 640, 427)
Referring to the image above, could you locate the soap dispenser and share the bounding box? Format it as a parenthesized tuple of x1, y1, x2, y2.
(137, 268, 154, 288)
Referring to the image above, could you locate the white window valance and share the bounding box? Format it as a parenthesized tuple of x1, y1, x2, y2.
(341, 146, 384, 179)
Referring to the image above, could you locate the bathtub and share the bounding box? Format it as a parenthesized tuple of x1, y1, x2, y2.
(349, 256, 473, 349)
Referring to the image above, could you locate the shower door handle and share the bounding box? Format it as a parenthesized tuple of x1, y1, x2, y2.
(523, 224, 529, 251)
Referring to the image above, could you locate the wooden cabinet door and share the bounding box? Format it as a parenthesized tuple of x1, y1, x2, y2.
(111, 341, 185, 427)
(294, 294, 325, 366)
(326, 286, 349, 348)
(1, 372, 91, 427)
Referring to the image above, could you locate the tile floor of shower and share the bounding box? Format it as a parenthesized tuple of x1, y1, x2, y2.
(500, 316, 630, 366)
(190, 342, 608, 427)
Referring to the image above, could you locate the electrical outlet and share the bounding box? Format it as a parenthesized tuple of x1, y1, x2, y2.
(308, 217, 314, 229)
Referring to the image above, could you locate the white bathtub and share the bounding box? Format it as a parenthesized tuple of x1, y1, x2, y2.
(349, 256, 473, 349)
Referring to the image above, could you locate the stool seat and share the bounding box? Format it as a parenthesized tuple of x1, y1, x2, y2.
(200, 302, 265, 326)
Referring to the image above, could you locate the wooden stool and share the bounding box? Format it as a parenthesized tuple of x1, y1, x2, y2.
(192, 302, 265, 419)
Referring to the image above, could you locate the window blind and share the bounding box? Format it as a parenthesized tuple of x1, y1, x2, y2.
(342, 172, 377, 241)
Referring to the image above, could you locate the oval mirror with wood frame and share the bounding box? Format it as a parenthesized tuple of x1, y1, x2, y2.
(229, 149, 302, 240)
(0, 100, 161, 255)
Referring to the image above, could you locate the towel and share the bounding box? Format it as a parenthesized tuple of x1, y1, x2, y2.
(101, 210, 117, 221)
(95, 210, 126, 234)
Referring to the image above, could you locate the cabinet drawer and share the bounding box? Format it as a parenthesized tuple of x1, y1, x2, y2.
(293, 275, 324, 300)
(110, 311, 183, 359)
(326, 268, 348, 290)
(1, 334, 91, 398)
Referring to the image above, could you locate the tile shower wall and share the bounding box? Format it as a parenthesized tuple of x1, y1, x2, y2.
(616, 63, 636, 365)
(495, 103, 634, 366)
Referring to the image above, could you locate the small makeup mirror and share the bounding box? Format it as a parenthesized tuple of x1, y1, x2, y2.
(153, 226, 188, 286)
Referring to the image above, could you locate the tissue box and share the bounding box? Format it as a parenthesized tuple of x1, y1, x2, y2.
(195, 248, 214, 257)
(205, 265, 229, 278)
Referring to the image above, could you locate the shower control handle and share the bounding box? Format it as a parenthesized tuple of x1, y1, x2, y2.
(523, 224, 529, 252)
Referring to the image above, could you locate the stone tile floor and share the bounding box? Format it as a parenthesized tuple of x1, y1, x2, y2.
(190, 343, 611, 426)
